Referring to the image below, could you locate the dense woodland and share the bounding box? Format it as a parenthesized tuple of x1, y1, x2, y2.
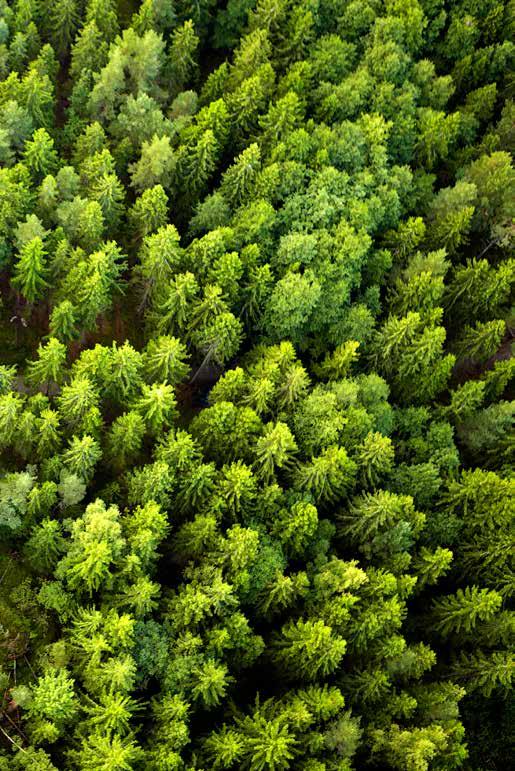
(0, 1, 513, 769)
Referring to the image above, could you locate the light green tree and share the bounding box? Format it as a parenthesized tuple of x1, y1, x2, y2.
(135, 382, 177, 435)
(12, 236, 48, 303)
(26, 338, 67, 390)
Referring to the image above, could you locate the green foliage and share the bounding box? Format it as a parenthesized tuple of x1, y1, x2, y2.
(26, 338, 67, 388)
(450, 650, 514, 698)
(136, 381, 177, 435)
(432, 587, 503, 637)
(0, 467, 36, 532)
(0, 2, 511, 768)
(55, 499, 125, 594)
(12, 236, 48, 302)
(26, 668, 78, 742)
(370, 310, 455, 403)
(271, 617, 347, 681)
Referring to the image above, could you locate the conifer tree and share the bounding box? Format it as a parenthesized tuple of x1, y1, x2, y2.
(450, 650, 513, 697)
(143, 336, 190, 384)
(62, 434, 102, 481)
(431, 587, 503, 637)
(26, 337, 67, 389)
(12, 236, 48, 303)
(136, 382, 178, 436)
(23, 128, 58, 179)
(50, 0, 80, 57)
(271, 617, 347, 680)
(49, 300, 78, 342)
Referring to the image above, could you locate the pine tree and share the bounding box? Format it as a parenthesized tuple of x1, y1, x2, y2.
(26, 668, 78, 742)
(90, 172, 125, 230)
(356, 431, 395, 489)
(49, 300, 78, 342)
(191, 660, 233, 707)
(130, 134, 176, 192)
(134, 224, 183, 310)
(143, 335, 190, 384)
(192, 311, 243, 367)
(257, 571, 309, 619)
(55, 499, 125, 594)
(203, 725, 245, 769)
(177, 461, 217, 512)
(86, 0, 119, 41)
(271, 500, 318, 557)
(431, 586, 503, 636)
(35, 408, 62, 458)
(106, 412, 145, 471)
(104, 341, 143, 404)
(450, 650, 513, 697)
(271, 618, 347, 680)
(62, 434, 102, 481)
(181, 128, 219, 200)
(412, 547, 453, 590)
(68, 733, 143, 770)
(314, 341, 360, 380)
(136, 382, 177, 436)
(25, 518, 64, 572)
(371, 723, 450, 771)
(23, 128, 58, 179)
(220, 143, 261, 208)
(12, 236, 48, 303)
(58, 377, 100, 428)
(0, 392, 24, 449)
(50, 0, 80, 57)
(295, 446, 356, 504)
(168, 19, 199, 96)
(82, 691, 140, 735)
(445, 257, 514, 325)
(254, 421, 297, 481)
(128, 185, 169, 239)
(241, 716, 297, 771)
(216, 461, 257, 519)
(27, 337, 66, 387)
(339, 490, 424, 569)
(370, 310, 455, 403)
(455, 319, 505, 364)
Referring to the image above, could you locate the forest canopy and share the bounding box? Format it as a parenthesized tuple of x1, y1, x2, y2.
(0, 1, 513, 770)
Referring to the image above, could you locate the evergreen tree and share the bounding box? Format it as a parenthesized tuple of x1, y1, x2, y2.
(431, 587, 503, 637)
(12, 236, 48, 303)
(143, 336, 190, 384)
(136, 382, 178, 436)
(50, 0, 80, 57)
(26, 337, 67, 389)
